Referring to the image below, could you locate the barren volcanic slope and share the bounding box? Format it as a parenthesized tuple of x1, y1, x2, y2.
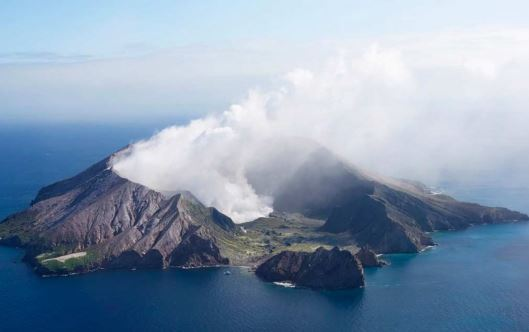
(0, 146, 526, 275)
(0, 155, 245, 275)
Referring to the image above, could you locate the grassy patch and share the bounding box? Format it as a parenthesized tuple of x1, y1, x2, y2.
(37, 251, 100, 275)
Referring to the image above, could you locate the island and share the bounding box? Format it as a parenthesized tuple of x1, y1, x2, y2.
(255, 247, 365, 290)
(0, 144, 527, 288)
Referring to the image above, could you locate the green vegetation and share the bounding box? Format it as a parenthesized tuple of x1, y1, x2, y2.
(37, 250, 101, 275)
(226, 213, 360, 264)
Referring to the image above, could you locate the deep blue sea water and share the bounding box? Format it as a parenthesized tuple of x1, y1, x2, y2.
(1, 124, 529, 332)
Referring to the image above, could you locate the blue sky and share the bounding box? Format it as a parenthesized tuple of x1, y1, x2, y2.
(2, 0, 529, 60)
(2, 1, 529, 195)
(1, 1, 529, 124)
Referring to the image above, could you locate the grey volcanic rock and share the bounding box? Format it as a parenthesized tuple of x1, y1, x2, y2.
(1, 142, 527, 277)
(169, 227, 229, 267)
(272, 147, 529, 253)
(355, 246, 386, 267)
(0, 155, 236, 273)
(255, 247, 365, 289)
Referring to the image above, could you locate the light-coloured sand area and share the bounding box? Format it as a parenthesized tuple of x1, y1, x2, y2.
(42, 252, 87, 263)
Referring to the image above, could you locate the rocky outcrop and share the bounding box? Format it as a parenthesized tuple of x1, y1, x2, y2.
(169, 228, 229, 267)
(255, 247, 365, 290)
(355, 246, 386, 267)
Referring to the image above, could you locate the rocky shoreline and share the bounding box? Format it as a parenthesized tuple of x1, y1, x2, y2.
(1, 145, 527, 288)
(256, 247, 366, 290)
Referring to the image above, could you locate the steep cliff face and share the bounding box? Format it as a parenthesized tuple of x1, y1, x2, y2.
(0, 156, 237, 274)
(169, 228, 229, 267)
(355, 247, 386, 267)
(255, 247, 365, 289)
(273, 148, 528, 253)
(1, 143, 527, 276)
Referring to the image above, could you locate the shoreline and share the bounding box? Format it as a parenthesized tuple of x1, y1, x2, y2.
(1, 219, 527, 278)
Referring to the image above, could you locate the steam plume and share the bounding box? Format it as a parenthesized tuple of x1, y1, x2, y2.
(112, 30, 529, 222)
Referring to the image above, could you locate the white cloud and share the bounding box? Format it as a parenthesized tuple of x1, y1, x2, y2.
(3, 27, 529, 219)
(110, 28, 529, 221)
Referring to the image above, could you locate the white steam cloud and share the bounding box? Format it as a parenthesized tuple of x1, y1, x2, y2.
(112, 28, 529, 222)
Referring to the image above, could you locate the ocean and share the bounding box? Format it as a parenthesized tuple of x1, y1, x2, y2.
(1, 124, 528, 332)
